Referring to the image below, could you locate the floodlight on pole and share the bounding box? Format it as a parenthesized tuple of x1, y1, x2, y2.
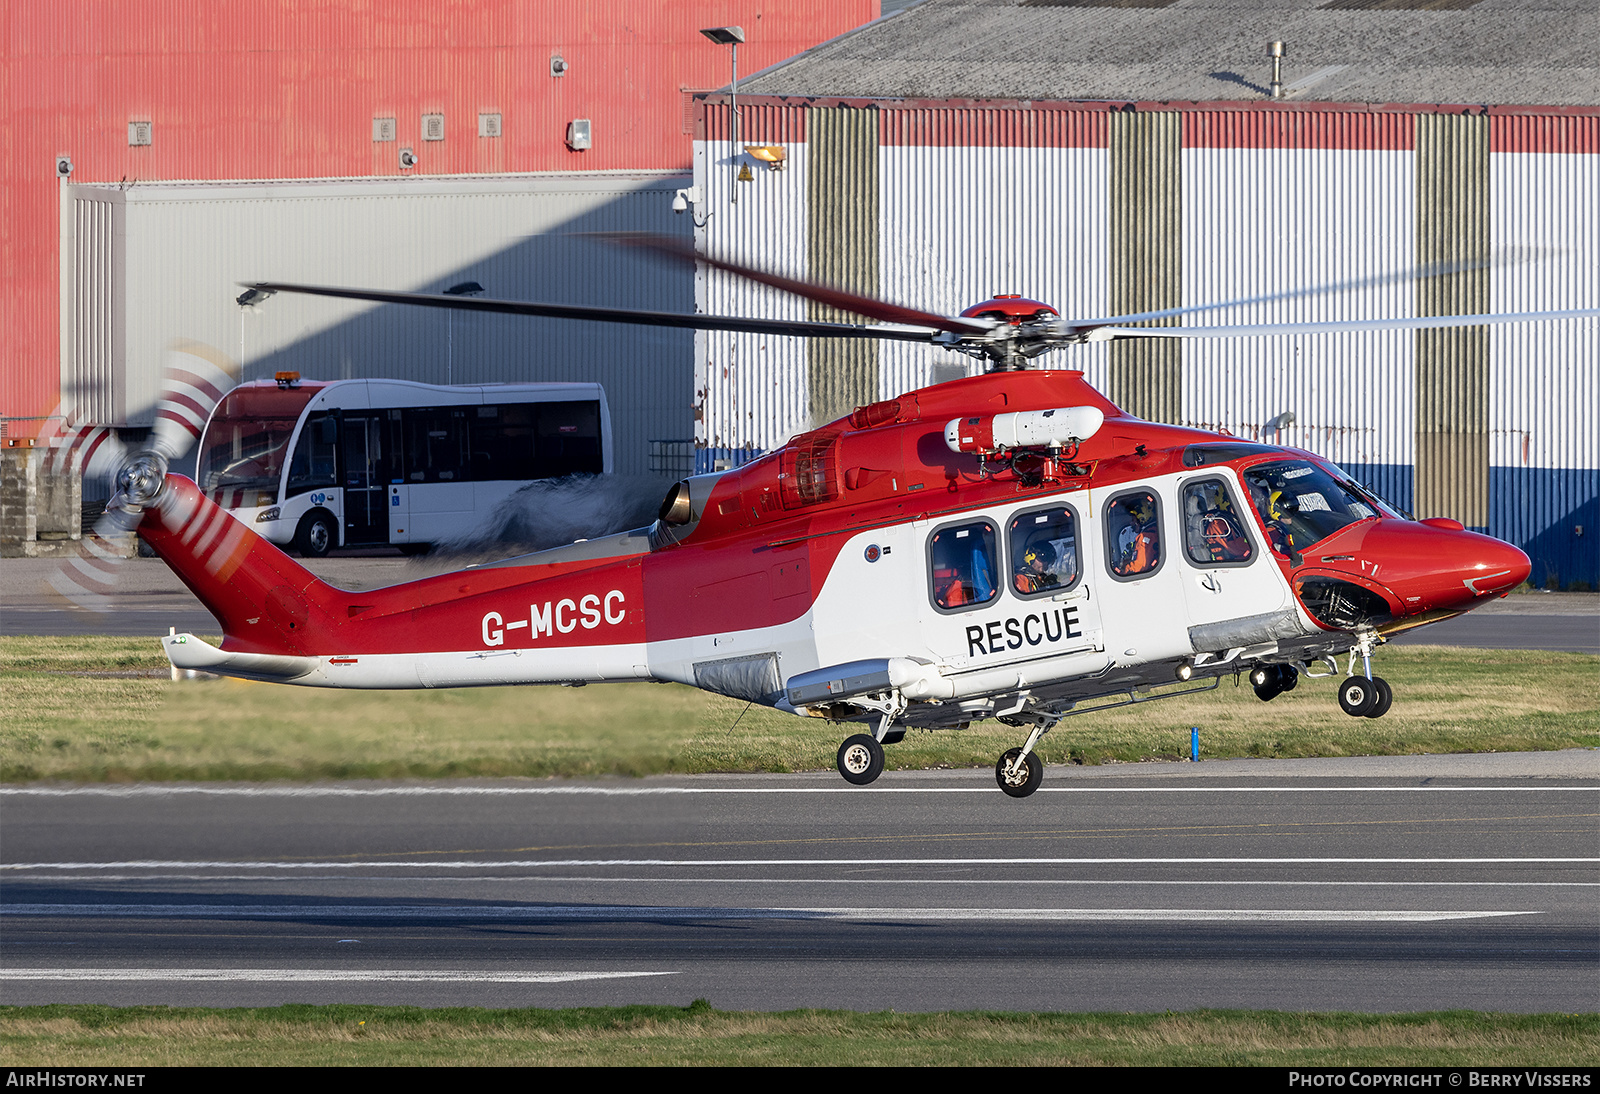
(701, 26, 746, 204)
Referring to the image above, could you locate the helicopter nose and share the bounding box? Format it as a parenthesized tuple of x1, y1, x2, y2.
(1366, 519, 1531, 617)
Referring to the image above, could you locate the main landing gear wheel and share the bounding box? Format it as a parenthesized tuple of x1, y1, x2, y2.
(1337, 676, 1380, 717)
(836, 734, 885, 786)
(293, 511, 335, 558)
(1363, 676, 1393, 719)
(995, 747, 1044, 798)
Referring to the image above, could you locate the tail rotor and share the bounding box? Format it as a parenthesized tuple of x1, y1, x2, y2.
(43, 343, 239, 612)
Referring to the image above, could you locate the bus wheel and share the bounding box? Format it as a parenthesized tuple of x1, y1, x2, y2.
(294, 511, 335, 558)
(397, 542, 431, 557)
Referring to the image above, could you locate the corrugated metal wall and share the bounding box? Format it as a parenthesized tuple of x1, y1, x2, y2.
(1180, 112, 1418, 512)
(64, 173, 695, 476)
(695, 100, 812, 463)
(67, 190, 124, 426)
(695, 97, 1600, 585)
(1110, 111, 1182, 424)
(877, 106, 1112, 400)
(807, 107, 881, 426)
(1415, 113, 1491, 530)
(1488, 114, 1600, 587)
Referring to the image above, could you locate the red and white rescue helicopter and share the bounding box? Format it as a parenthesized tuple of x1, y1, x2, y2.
(71, 238, 1593, 796)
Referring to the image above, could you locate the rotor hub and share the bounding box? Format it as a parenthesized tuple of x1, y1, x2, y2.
(109, 451, 169, 513)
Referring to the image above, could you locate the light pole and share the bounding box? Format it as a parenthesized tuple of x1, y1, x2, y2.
(700, 26, 745, 205)
(443, 281, 484, 385)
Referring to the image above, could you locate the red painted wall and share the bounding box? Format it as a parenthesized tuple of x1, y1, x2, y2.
(1, 0, 878, 435)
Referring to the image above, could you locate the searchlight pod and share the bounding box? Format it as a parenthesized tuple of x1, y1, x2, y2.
(944, 406, 1106, 456)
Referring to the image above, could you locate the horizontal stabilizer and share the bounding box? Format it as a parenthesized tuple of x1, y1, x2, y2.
(162, 632, 317, 683)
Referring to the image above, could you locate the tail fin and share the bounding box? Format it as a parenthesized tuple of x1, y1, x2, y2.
(137, 475, 348, 655)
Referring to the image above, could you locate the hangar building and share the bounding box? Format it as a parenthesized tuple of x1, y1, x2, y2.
(686, 0, 1598, 587)
(0, 0, 878, 553)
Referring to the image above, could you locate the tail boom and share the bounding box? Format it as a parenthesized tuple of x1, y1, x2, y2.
(141, 475, 654, 687)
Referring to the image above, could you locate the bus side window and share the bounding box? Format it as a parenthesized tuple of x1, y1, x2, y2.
(470, 403, 537, 481)
(535, 401, 603, 478)
(402, 408, 467, 483)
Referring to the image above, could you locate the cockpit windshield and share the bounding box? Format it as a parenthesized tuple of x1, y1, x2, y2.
(197, 384, 319, 503)
(1242, 459, 1388, 558)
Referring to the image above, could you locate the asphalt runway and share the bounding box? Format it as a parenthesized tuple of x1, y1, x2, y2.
(3, 556, 1595, 652)
(3, 752, 1596, 1012)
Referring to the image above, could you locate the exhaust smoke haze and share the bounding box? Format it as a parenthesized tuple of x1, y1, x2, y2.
(426, 474, 670, 562)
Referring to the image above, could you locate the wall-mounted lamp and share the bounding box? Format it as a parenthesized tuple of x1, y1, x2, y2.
(399, 147, 418, 169)
(566, 118, 592, 151)
(745, 144, 787, 171)
(56, 155, 73, 178)
(550, 54, 568, 77)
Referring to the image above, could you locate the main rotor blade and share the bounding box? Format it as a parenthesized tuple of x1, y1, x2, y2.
(1063, 249, 1550, 329)
(242, 282, 941, 343)
(594, 233, 994, 337)
(1089, 306, 1600, 340)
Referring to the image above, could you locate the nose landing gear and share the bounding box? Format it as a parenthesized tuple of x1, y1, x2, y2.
(1338, 675, 1393, 718)
(1335, 630, 1393, 718)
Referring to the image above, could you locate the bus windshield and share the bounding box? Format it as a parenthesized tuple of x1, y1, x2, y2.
(198, 384, 320, 502)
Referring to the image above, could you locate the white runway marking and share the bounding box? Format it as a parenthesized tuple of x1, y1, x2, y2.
(3, 785, 1594, 797)
(5, 857, 1594, 871)
(0, 903, 1535, 923)
(9, 873, 1595, 887)
(0, 967, 676, 984)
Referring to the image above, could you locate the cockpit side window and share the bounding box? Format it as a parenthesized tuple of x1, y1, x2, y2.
(1182, 478, 1254, 567)
(1008, 505, 1080, 599)
(928, 520, 1000, 612)
(1243, 460, 1380, 559)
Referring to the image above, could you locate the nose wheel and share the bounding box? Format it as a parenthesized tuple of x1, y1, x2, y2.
(1337, 675, 1392, 718)
(836, 734, 885, 786)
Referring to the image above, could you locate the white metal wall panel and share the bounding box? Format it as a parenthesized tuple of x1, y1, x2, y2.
(1489, 150, 1599, 474)
(694, 107, 812, 457)
(1180, 147, 1417, 473)
(879, 144, 1112, 399)
(66, 173, 692, 476)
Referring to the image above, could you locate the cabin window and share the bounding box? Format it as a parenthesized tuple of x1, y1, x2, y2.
(1182, 478, 1255, 566)
(1007, 505, 1080, 599)
(1105, 491, 1163, 579)
(928, 520, 999, 612)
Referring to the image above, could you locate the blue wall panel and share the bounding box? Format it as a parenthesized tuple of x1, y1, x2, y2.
(1489, 466, 1600, 590)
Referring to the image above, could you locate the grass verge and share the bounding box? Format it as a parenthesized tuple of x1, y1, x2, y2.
(2, 636, 1596, 782)
(1, 1004, 1595, 1066)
